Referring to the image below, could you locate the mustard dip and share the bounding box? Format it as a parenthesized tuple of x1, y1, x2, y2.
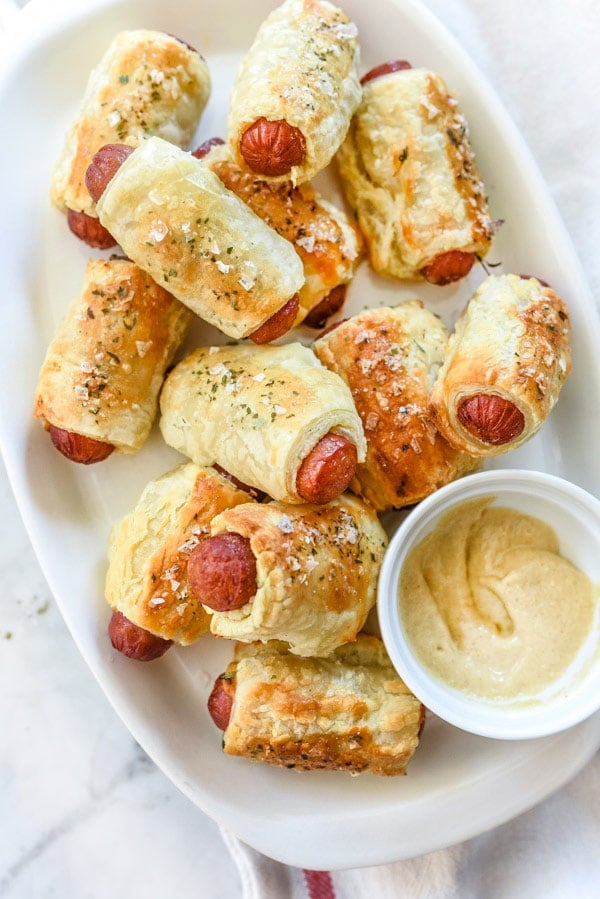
(398, 497, 596, 700)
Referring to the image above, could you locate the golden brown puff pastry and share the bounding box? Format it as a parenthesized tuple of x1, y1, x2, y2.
(95, 138, 305, 339)
(228, 0, 362, 185)
(159, 342, 366, 503)
(336, 66, 495, 280)
(201, 142, 361, 326)
(51, 30, 211, 218)
(313, 303, 478, 511)
(428, 274, 572, 456)
(105, 464, 251, 644)
(34, 257, 192, 453)
(219, 635, 424, 775)
(206, 494, 387, 656)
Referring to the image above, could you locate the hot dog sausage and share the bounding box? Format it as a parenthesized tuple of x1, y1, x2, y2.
(420, 250, 477, 286)
(169, 34, 201, 55)
(49, 425, 114, 464)
(207, 674, 234, 730)
(66, 209, 116, 249)
(457, 394, 525, 446)
(213, 465, 266, 501)
(188, 533, 258, 611)
(249, 294, 300, 344)
(239, 118, 306, 178)
(296, 431, 357, 504)
(108, 609, 172, 661)
(303, 285, 347, 329)
(191, 136, 225, 159)
(360, 59, 412, 85)
(85, 143, 134, 203)
(520, 274, 551, 287)
(91, 142, 310, 340)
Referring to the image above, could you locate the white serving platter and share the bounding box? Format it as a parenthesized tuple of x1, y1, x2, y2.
(0, 0, 599, 870)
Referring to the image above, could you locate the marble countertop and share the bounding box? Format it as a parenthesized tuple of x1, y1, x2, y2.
(0, 459, 241, 898)
(1, 0, 599, 897)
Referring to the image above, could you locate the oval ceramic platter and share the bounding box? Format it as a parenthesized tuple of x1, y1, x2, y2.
(0, 0, 599, 870)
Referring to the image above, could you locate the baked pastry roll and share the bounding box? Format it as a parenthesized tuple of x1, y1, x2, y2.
(105, 464, 251, 652)
(94, 137, 305, 340)
(50, 29, 210, 240)
(336, 62, 495, 284)
(428, 274, 572, 455)
(159, 342, 366, 504)
(313, 303, 478, 511)
(198, 140, 361, 327)
(228, 0, 361, 184)
(209, 635, 425, 775)
(34, 258, 192, 463)
(194, 494, 387, 656)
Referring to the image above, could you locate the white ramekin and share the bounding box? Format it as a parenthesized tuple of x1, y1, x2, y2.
(377, 469, 600, 740)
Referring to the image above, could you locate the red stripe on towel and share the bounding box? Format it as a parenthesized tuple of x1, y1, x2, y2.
(303, 869, 336, 899)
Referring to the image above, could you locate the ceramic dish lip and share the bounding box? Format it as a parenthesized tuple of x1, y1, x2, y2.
(377, 468, 600, 741)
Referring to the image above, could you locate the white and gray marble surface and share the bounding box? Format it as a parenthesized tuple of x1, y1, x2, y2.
(1, 0, 599, 897)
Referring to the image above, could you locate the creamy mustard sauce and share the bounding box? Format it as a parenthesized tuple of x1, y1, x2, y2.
(398, 497, 596, 700)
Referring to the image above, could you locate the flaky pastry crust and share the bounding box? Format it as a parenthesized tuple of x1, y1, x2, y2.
(221, 635, 425, 775)
(159, 342, 366, 503)
(96, 138, 305, 339)
(228, 0, 361, 185)
(314, 303, 478, 510)
(207, 494, 387, 656)
(34, 258, 191, 452)
(51, 30, 211, 217)
(105, 464, 251, 643)
(428, 274, 572, 455)
(336, 66, 494, 278)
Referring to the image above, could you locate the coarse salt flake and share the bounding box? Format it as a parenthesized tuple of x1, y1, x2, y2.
(334, 22, 358, 39)
(149, 221, 168, 242)
(278, 515, 294, 533)
(178, 535, 200, 553)
(149, 596, 166, 607)
(296, 235, 316, 253)
(136, 340, 153, 357)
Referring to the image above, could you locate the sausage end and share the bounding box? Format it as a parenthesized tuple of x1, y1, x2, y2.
(296, 432, 358, 504)
(108, 610, 173, 661)
(457, 394, 525, 446)
(239, 118, 306, 177)
(188, 533, 257, 611)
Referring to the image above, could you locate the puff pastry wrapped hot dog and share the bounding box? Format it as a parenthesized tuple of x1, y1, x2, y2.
(194, 139, 361, 327)
(51, 30, 211, 247)
(336, 61, 495, 284)
(105, 464, 252, 660)
(428, 274, 572, 455)
(159, 343, 367, 504)
(313, 303, 478, 511)
(34, 258, 192, 463)
(228, 0, 361, 184)
(188, 494, 387, 656)
(208, 635, 424, 775)
(88, 137, 305, 342)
